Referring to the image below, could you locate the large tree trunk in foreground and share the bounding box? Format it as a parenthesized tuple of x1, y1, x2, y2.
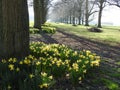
(0, 0, 29, 59)
(33, 0, 41, 29)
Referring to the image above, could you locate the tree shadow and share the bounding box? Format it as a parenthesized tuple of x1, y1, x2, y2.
(57, 28, 120, 61)
(30, 31, 58, 44)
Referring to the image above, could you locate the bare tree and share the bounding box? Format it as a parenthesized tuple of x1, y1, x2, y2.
(107, 0, 120, 8)
(77, 0, 84, 25)
(50, 0, 97, 26)
(85, 0, 98, 26)
(95, 0, 107, 28)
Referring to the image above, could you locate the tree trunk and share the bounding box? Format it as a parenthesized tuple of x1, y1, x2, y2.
(97, 2, 103, 28)
(40, 0, 48, 24)
(85, 0, 89, 26)
(70, 16, 72, 24)
(98, 9, 102, 28)
(78, 16, 81, 25)
(33, 0, 41, 29)
(67, 16, 69, 24)
(0, 0, 29, 59)
(73, 17, 75, 25)
(69, 11, 72, 24)
(82, 13, 84, 25)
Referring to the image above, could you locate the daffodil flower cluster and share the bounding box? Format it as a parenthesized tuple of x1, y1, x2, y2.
(0, 42, 101, 89)
(29, 28, 39, 34)
(41, 23, 56, 34)
(30, 42, 101, 83)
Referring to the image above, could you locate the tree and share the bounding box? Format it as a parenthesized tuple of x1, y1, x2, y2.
(33, 0, 41, 29)
(96, 0, 106, 28)
(33, 0, 53, 28)
(85, 0, 98, 26)
(0, 0, 29, 59)
(77, 0, 84, 25)
(107, 0, 120, 8)
(85, 0, 89, 26)
(50, 0, 97, 25)
(41, 0, 53, 24)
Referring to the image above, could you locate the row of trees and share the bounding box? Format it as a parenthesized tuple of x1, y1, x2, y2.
(0, 0, 120, 58)
(50, 0, 120, 28)
(32, 0, 53, 29)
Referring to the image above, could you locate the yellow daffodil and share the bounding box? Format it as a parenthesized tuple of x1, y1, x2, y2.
(16, 67, 20, 72)
(39, 85, 43, 88)
(8, 64, 14, 71)
(66, 74, 70, 77)
(78, 77, 82, 81)
(48, 76, 53, 79)
(72, 63, 79, 71)
(29, 74, 34, 79)
(2, 59, 6, 63)
(7, 85, 11, 89)
(36, 61, 41, 65)
(43, 83, 48, 88)
(13, 58, 17, 63)
(83, 69, 87, 73)
(19, 61, 23, 65)
(41, 72, 47, 77)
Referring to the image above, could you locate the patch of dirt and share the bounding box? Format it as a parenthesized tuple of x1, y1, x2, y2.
(30, 28, 120, 90)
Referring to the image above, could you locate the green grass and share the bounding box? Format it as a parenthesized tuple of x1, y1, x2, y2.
(29, 21, 34, 27)
(51, 23, 120, 46)
(101, 78, 120, 90)
(116, 62, 120, 65)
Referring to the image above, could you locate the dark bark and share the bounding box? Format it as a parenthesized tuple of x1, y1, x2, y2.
(0, 0, 29, 59)
(67, 16, 69, 24)
(33, 0, 41, 29)
(70, 15, 72, 24)
(97, 0, 104, 28)
(82, 14, 84, 25)
(72, 17, 76, 25)
(98, 8, 102, 28)
(85, 0, 89, 26)
(78, 16, 81, 25)
(40, 0, 48, 24)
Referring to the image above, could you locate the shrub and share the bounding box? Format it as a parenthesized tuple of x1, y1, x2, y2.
(42, 26, 56, 34)
(88, 27, 102, 32)
(42, 23, 56, 34)
(0, 42, 101, 89)
(29, 28, 39, 34)
(42, 23, 52, 27)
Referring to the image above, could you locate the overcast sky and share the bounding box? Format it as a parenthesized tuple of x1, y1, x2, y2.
(28, 5, 120, 26)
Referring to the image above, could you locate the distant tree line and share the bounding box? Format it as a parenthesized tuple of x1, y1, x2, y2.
(50, 0, 120, 28)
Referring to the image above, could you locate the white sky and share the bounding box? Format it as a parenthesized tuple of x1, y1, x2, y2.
(28, 5, 120, 26)
(99, 6, 120, 26)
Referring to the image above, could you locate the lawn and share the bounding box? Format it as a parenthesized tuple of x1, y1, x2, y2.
(51, 23, 120, 46)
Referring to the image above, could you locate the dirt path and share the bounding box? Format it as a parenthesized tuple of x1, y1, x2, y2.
(30, 28, 120, 90)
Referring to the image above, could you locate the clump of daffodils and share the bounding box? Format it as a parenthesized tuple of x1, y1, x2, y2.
(41, 23, 56, 34)
(0, 42, 101, 89)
